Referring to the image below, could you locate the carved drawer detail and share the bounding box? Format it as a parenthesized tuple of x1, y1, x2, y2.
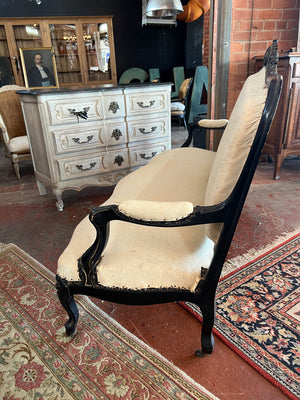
(103, 149, 129, 170)
(125, 89, 170, 116)
(47, 96, 103, 126)
(101, 92, 126, 119)
(106, 119, 128, 146)
(57, 155, 104, 181)
(53, 126, 106, 154)
(127, 114, 169, 142)
(129, 142, 169, 167)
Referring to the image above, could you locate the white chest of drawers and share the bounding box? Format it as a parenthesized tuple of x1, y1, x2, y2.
(19, 83, 171, 211)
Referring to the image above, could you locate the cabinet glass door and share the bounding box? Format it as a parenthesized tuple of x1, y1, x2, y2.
(49, 23, 82, 85)
(13, 24, 43, 49)
(0, 25, 14, 86)
(82, 22, 112, 82)
(12, 24, 43, 86)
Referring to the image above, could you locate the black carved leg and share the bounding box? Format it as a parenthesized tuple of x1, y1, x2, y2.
(56, 275, 79, 336)
(181, 122, 195, 147)
(195, 297, 215, 357)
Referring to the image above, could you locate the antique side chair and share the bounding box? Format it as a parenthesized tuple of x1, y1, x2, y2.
(0, 85, 31, 180)
(171, 77, 194, 129)
(56, 41, 282, 356)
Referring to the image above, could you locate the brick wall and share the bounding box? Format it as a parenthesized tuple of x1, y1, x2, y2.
(202, 0, 299, 116)
(227, 0, 299, 114)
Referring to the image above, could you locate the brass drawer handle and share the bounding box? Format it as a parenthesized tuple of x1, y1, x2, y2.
(140, 152, 157, 160)
(139, 126, 157, 134)
(111, 129, 122, 140)
(72, 135, 94, 144)
(75, 162, 96, 171)
(137, 100, 155, 108)
(114, 155, 124, 166)
(69, 107, 90, 120)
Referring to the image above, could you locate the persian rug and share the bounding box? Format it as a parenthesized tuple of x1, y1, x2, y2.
(0, 243, 219, 400)
(182, 233, 300, 400)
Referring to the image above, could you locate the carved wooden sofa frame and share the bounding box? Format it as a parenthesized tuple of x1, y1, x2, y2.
(56, 41, 282, 356)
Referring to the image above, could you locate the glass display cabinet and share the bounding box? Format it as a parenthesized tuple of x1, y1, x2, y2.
(0, 17, 117, 87)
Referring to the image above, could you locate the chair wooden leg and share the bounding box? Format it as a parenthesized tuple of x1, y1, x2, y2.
(56, 276, 79, 336)
(13, 161, 20, 180)
(195, 297, 215, 356)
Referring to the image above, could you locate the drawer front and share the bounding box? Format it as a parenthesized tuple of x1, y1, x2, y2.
(129, 142, 170, 167)
(53, 125, 106, 154)
(125, 89, 170, 116)
(57, 154, 104, 181)
(106, 119, 128, 146)
(46, 96, 103, 126)
(103, 148, 130, 171)
(127, 114, 169, 143)
(102, 92, 126, 119)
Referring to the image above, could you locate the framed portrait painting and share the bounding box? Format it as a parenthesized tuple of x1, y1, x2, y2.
(19, 47, 59, 89)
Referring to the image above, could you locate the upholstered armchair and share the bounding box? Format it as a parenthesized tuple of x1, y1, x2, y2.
(171, 77, 194, 129)
(0, 85, 31, 180)
(56, 41, 281, 356)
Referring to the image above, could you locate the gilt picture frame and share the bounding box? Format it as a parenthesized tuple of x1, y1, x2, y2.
(19, 47, 59, 89)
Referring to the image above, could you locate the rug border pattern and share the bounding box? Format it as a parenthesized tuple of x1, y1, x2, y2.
(183, 232, 300, 400)
(0, 243, 220, 400)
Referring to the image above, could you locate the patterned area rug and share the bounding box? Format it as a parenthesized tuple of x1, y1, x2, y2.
(0, 244, 219, 400)
(182, 233, 300, 400)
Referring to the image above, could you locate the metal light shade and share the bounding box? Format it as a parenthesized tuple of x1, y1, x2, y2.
(145, 0, 184, 17)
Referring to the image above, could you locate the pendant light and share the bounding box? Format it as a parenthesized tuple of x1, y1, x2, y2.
(145, 0, 184, 18)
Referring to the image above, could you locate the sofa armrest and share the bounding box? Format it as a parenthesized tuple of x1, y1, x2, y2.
(118, 200, 194, 222)
(198, 119, 228, 129)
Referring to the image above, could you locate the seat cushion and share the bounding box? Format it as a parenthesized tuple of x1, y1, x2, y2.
(171, 102, 185, 112)
(8, 136, 30, 153)
(58, 147, 216, 291)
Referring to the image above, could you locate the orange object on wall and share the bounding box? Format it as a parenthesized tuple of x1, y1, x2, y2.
(177, 0, 210, 23)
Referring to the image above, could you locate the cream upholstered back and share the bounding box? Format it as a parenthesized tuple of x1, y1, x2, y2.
(205, 67, 268, 242)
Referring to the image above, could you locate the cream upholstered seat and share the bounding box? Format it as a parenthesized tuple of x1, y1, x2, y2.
(58, 147, 216, 290)
(56, 40, 282, 356)
(0, 85, 31, 180)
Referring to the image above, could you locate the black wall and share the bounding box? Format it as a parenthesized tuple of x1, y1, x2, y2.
(0, 0, 203, 81)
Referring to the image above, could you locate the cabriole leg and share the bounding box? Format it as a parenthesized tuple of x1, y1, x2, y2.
(53, 190, 64, 212)
(56, 276, 79, 336)
(13, 161, 20, 180)
(195, 298, 215, 357)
